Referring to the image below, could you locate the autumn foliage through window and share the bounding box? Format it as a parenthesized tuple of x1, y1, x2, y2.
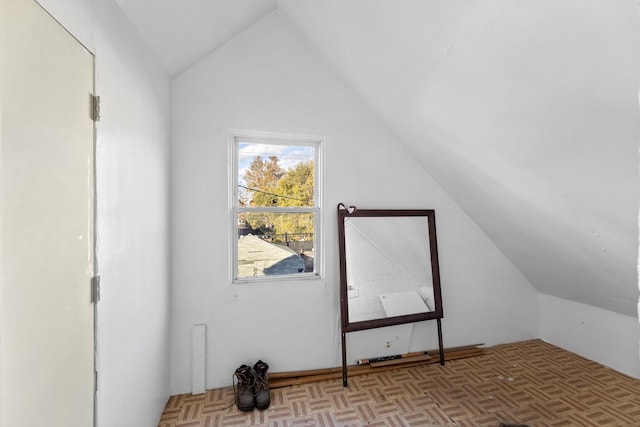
(233, 137, 320, 281)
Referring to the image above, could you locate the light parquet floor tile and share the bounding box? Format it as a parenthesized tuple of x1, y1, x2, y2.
(158, 340, 640, 426)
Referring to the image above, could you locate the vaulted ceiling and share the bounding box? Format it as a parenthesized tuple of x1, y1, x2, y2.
(114, 0, 277, 76)
(116, 0, 640, 317)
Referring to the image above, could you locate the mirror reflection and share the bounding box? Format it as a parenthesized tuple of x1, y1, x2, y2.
(344, 216, 435, 323)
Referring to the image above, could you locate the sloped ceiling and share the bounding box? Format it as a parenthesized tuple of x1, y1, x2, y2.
(116, 0, 640, 317)
(277, 0, 640, 317)
(114, 0, 276, 76)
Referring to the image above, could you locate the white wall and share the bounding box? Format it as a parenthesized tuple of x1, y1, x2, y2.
(170, 11, 539, 393)
(540, 294, 640, 378)
(31, 0, 172, 426)
(93, 0, 171, 425)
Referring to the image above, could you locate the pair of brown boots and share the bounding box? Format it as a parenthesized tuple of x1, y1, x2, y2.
(234, 360, 270, 411)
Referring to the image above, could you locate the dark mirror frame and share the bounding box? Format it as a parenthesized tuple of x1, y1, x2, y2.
(337, 205, 445, 386)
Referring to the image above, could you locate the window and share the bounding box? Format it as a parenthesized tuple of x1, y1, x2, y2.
(231, 132, 321, 283)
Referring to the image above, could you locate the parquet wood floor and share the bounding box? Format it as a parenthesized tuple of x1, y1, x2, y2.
(158, 340, 640, 426)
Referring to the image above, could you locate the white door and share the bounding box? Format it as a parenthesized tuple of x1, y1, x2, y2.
(0, 0, 96, 425)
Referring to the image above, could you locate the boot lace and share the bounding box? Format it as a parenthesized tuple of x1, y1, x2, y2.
(231, 368, 256, 409)
(254, 372, 268, 392)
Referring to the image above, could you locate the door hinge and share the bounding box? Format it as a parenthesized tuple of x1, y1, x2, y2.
(91, 94, 100, 122)
(91, 275, 101, 303)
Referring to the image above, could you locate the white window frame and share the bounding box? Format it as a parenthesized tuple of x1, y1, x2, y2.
(230, 130, 323, 284)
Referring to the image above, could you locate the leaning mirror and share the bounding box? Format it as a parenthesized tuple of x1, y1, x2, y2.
(337, 205, 444, 386)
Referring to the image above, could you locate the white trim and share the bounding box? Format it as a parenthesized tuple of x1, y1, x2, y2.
(228, 136, 237, 284)
(237, 206, 318, 213)
(230, 128, 324, 144)
(314, 134, 324, 279)
(229, 130, 323, 284)
(234, 272, 321, 285)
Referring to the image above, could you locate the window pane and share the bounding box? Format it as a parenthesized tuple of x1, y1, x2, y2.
(237, 212, 315, 278)
(237, 142, 315, 208)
